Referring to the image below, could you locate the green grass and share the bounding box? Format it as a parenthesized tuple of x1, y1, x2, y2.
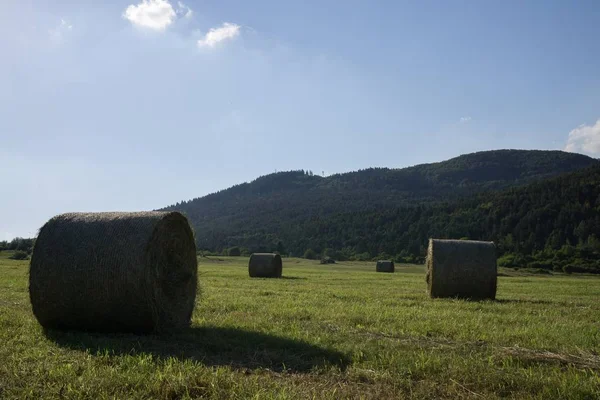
(0, 256, 599, 399)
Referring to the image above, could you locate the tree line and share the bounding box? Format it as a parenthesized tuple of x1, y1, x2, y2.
(192, 163, 600, 273)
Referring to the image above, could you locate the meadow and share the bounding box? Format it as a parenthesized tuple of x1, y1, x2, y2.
(0, 252, 599, 399)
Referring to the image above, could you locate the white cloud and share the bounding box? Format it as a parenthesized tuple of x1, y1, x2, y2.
(197, 23, 240, 48)
(459, 116, 472, 123)
(564, 119, 600, 156)
(61, 19, 73, 31)
(123, 0, 177, 31)
(177, 1, 193, 18)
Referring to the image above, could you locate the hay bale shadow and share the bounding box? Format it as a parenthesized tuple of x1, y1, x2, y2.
(436, 297, 556, 304)
(495, 299, 557, 306)
(43, 326, 349, 373)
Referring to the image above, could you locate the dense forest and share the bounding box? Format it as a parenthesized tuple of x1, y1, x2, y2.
(162, 150, 600, 272)
(282, 164, 600, 273)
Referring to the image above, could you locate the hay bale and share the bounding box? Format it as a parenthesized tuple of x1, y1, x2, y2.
(29, 211, 198, 333)
(426, 239, 497, 300)
(376, 260, 395, 273)
(249, 253, 282, 278)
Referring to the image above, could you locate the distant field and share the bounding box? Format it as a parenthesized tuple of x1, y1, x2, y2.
(0, 255, 599, 399)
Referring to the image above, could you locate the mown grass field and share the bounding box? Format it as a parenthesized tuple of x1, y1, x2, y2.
(0, 252, 599, 399)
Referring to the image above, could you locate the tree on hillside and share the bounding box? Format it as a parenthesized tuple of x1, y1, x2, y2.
(227, 247, 241, 256)
(276, 241, 286, 256)
(303, 249, 317, 260)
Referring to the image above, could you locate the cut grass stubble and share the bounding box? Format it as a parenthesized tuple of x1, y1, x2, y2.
(0, 256, 599, 399)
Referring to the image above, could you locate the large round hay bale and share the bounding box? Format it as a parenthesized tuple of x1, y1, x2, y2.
(29, 211, 198, 333)
(248, 253, 282, 278)
(376, 260, 395, 273)
(426, 239, 497, 300)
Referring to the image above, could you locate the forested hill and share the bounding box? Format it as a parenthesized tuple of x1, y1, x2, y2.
(162, 149, 599, 271)
(165, 150, 595, 221)
(289, 162, 600, 273)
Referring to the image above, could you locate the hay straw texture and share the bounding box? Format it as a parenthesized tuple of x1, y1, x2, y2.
(426, 239, 497, 300)
(248, 253, 282, 278)
(376, 260, 395, 273)
(29, 211, 198, 334)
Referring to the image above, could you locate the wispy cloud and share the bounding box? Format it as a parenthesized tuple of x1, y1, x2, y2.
(177, 1, 193, 18)
(564, 119, 600, 157)
(49, 18, 73, 43)
(197, 23, 241, 48)
(122, 0, 239, 48)
(459, 116, 472, 123)
(123, 0, 178, 31)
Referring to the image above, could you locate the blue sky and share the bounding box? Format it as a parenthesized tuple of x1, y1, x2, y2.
(1, 0, 600, 239)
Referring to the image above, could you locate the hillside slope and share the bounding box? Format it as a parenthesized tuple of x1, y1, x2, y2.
(291, 163, 600, 272)
(163, 150, 597, 261)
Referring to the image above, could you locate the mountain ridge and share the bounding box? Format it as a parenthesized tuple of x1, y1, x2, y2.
(167, 149, 596, 207)
(161, 149, 598, 268)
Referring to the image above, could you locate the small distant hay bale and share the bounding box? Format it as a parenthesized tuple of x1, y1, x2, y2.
(376, 260, 395, 273)
(320, 257, 336, 265)
(426, 239, 497, 300)
(249, 253, 282, 278)
(29, 211, 198, 333)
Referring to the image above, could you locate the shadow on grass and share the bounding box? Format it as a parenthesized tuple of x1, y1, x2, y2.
(427, 297, 557, 304)
(495, 298, 556, 305)
(43, 326, 349, 373)
(279, 276, 306, 280)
